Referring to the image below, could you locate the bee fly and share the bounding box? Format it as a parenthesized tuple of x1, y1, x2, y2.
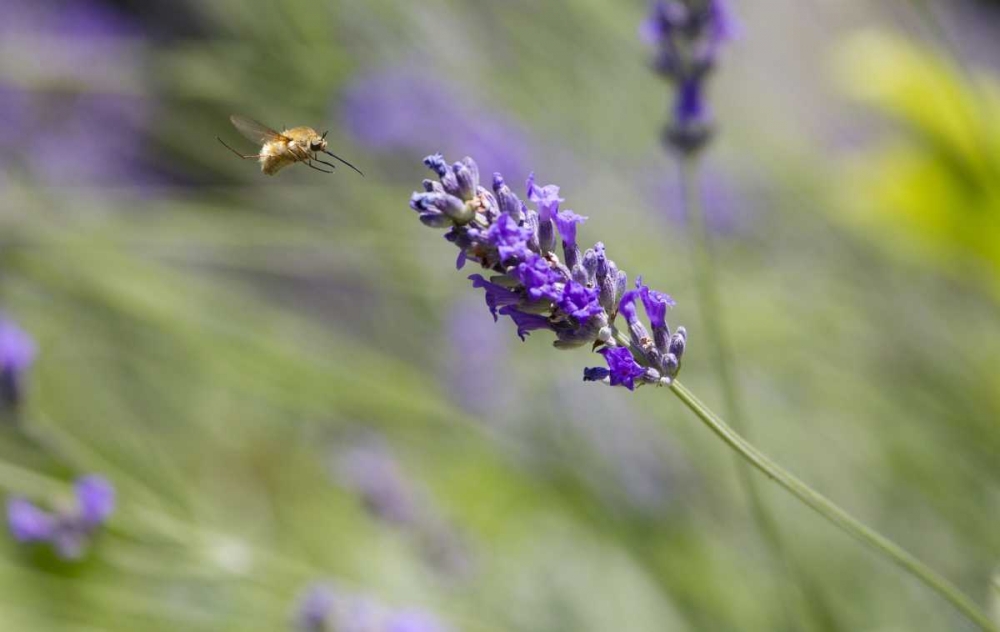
(217, 114, 363, 176)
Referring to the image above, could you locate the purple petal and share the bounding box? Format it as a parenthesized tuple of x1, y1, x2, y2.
(498, 307, 552, 342)
(7, 498, 54, 542)
(75, 475, 115, 528)
(599, 346, 646, 391)
(469, 274, 521, 321)
(554, 210, 587, 249)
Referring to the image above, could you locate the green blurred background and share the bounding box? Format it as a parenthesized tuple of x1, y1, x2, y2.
(1, 0, 999, 630)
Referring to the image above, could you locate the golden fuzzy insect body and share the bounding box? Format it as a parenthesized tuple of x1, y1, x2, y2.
(217, 115, 364, 177)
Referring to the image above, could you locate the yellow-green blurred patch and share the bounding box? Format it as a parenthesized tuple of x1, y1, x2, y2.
(834, 30, 1000, 299)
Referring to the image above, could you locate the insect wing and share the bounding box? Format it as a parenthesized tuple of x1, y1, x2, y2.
(229, 115, 287, 145)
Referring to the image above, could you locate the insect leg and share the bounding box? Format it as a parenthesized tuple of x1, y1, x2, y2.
(217, 137, 263, 159)
(304, 160, 334, 174)
(287, 145, 333, 174)
(314, 157, 338, 171)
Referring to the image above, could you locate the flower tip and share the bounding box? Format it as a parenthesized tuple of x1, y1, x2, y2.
(76, 475, 115, 527)
(422, 153, 448, 177)
(583, 367, 610, 382)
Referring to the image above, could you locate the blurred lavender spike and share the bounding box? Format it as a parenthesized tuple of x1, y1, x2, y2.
(339, 67, 532, 178)
(641, 0, 737, 155)
(0, 1, 155, 187)
(5, 474, 115, 560)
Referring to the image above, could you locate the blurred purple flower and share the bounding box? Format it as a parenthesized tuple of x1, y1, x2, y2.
(294, 583, 339, 631)
(333, 434, 473, 578)
(642, 0, 737, 155)
(339, 67, 531, 178)
(0, 0, 154, 187)
(75, 475, 116, 528)
(336, 437, 420, 526)
(553, 379, 685, 517)
(445, 295, 512, 417)
(0, 315, 36, 411)
(7, 498, 54, 542)
(384, 610, 450, 632)
(646, 165, 750, 235)
(294, 583, 451, 632)
(6, 474, 115, 560)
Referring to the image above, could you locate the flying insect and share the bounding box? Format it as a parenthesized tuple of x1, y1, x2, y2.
(217, 115, 363, 176)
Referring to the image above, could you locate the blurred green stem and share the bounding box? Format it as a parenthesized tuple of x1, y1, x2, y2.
(668, 379, 998, 632)
(680, 156, 805, 624)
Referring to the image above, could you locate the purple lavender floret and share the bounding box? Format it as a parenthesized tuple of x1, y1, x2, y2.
(6, 474, 115, 560)
(409, 154, 687, 389)
(599, 346, 647, 391)
(642, 0, 736, 155)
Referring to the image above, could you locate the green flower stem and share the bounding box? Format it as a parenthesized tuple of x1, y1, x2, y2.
(668, 378, 998, 632)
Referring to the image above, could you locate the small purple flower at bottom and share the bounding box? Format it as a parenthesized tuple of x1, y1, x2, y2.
(6, 474, 115, 560)
(293, 583, 452, 632)
(597, 346, 647, 391)
(384, 610, 450, 632)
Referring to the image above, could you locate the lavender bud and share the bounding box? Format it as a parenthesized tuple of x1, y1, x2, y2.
(669, 330, 686, 359)
(654, 327, 671, 355)
(614, 268, 628, 306)
(662, 352, 680, 378)
(664, 78, 713, 156)
(581, 247, 599, 282)
(460, 156, 480, 192)
(453, 161, 477, 200)
(524, 209, 541, 253)
(492, 173, 524, 222)
(537, 218, 556, 254)
(599, 270, 618, 315)
(422, 153, 449, 178)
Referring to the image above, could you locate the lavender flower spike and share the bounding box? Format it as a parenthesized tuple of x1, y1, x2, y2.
(409, 153, 687, 390)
